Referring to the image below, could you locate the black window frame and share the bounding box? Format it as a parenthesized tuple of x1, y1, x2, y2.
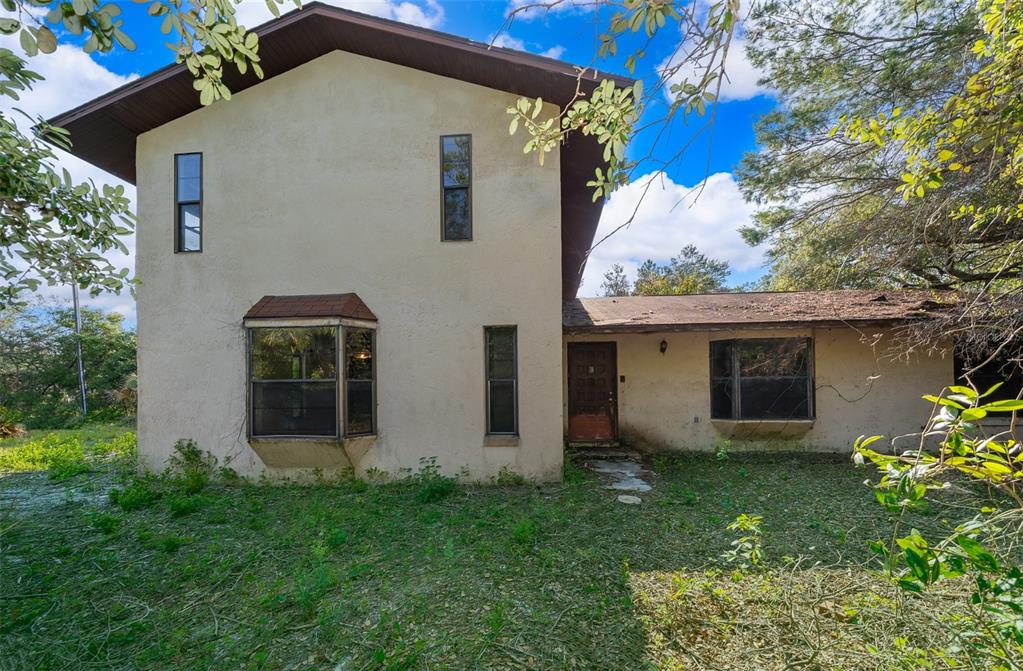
(174, 152, 203, 253)
(485, 326, 518, 435)
(710, 337, 815, 421)
(440, 134, 472, 241)
(954, 344, 1023, 402)
(247, 324, 377, 440)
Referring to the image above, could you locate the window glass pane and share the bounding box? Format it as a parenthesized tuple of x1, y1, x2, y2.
(442, 135, 470, 187)
(251, 327, 336, 380)
(487, 327, 516, 380)
(738, 339, 808, 377)
(488, 380, 516, 433)
(252, 381, 337, 436)
(710, 378, 734, 419)
(443, 188, 470, 240)
(178, 203, 201, 251)
(710, 340, 733, 378)
(739, 377, 810, 419)
(345, 328, 373, 380)
(176, 154, 201, 201)
(346, 380, 374, 435)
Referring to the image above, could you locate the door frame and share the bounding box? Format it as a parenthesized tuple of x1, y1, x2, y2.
(567, 340, 619, 443)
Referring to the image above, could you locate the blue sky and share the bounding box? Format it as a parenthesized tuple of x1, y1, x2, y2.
(3, 0, 776, 325)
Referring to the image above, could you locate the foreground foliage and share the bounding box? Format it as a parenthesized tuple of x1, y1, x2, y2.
(0, 431, 1012, 670)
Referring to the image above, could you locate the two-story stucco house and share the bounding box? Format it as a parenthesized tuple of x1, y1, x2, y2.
(53, 4, 990, 482)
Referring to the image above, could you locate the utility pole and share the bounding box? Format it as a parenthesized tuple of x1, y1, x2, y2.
(72, 282, 87, 416)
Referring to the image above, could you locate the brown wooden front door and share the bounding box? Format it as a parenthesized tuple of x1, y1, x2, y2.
(567, 342, 618, 442)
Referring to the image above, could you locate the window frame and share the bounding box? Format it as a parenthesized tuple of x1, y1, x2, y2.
(343, 327, 377, 437)
(440, 134, 472, 242)
(709, 337, 816, 421)
(173, 152, 201, 254)
(246, 322, 377, 440)
(484, 325, 518, 436)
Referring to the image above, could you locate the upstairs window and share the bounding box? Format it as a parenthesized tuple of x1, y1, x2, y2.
(175, 153, 202, 252)
(710, 338, 814, 420)
(441, 135, 471, 240)
(485, 326, 517, 434)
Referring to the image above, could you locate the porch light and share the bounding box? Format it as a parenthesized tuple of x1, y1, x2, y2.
(659, 339, 668, 355)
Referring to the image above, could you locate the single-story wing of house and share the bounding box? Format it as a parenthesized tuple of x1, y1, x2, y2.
(49, 2, 995, 481)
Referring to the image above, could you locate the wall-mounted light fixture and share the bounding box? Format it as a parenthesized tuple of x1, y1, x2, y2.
(659, 339, 668, 355)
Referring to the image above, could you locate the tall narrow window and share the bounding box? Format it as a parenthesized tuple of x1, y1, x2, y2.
(485, 326, 517, 434)
(441, 135, 471, 240)
(345, 328, 375, 435)
(250, 327, 337, 437)
(175, 153, 202, 252)
(710, 338, 814, 420)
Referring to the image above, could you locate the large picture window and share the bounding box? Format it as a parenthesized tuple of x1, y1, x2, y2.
(485, 326, 517, 434)
(710, 338, 814, 420)
(249, 325, 376, 438)
(175, 153, 202, 252)
(441, 134, 471, 241)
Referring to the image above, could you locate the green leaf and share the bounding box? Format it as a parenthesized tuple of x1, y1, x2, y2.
(0, 18, 20, 34)
(36, 26, 57, 54)
(19, 28, 37, 57)
(983, 399, 1023, 412)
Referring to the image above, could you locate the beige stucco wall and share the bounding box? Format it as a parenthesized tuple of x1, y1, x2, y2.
(565, 327, 954, 453)
(135, 50, 564, 481)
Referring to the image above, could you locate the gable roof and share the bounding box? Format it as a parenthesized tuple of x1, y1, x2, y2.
(48, 2, 634, 298)
(244, 293, 377, 321)
(563, 290, 954, 333)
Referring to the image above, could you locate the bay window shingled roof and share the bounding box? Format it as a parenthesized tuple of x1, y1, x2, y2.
(46, 1, 634, 299)
(563, 290, 954, 333)
(245, 293, 376, 321)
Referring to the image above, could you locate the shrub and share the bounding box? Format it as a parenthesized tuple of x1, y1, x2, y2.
(0, 406, 26, 439)
(512, 518, 539, 546)
(412, 457, 458, 503)
(167, 493, 205, 517)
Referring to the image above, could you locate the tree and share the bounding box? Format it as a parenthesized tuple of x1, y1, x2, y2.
(600, 263, 631, 296)
(633, 245, 731, 295)
(0, 301, 136, 426)
(0, 0, 295, 309)
(737, 0, 1023, 362)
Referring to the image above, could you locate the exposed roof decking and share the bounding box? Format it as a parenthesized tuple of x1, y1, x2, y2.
(48, 2, 634, 298)
(563, 290, 954, 334)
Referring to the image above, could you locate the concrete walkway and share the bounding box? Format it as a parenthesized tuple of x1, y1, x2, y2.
(568, 448, 655, 503)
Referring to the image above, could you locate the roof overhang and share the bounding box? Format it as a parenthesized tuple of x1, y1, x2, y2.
(48, 2, 633, 298)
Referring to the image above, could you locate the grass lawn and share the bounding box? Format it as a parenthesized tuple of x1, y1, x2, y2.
(0, 429, 996, 670)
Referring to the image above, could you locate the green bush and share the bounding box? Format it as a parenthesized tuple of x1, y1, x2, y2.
(167, 438, 216, 494)
(167, 493, 205, 517)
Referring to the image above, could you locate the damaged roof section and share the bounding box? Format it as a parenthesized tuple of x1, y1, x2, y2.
(245, 293, 377, 321)
(563, 290, 954, 334)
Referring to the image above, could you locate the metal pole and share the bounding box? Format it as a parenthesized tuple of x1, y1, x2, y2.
(72, 283, 87, 416)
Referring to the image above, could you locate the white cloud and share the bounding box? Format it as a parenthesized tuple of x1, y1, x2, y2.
(578, 172, 767, 296)
(234, 0, 445, 29)
(505, 0, 592, 20)
(659, 34, 771, 103)
(488, 32, 565, 60)
(0, 29, 139, 323)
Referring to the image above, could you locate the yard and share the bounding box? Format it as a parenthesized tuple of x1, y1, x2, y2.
(0, 427, 996, 670)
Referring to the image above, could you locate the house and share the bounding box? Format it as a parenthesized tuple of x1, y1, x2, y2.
(52, 3, 961, 482)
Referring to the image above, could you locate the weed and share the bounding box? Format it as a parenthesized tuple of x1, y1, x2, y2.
(167, 493, 205, 517)
(412, 457, 458, 503)
(563, 459, 588, 484)
(511, 517, 539, 545)
(0, 434, 88, 479)
(715, 441, 732, 462)
(325, 528, 349, 549)
(494, 466, 525, 487)
(88, 513, 121, 534)
(721, 514, 765, 568)
(110, 476, 162, 511)
(155, 535, 188, 553)
(167, 438, 217, 494)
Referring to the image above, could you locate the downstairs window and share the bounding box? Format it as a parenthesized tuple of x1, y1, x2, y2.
(249, 325, 376, 438)
(710, 338, 814, 420)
